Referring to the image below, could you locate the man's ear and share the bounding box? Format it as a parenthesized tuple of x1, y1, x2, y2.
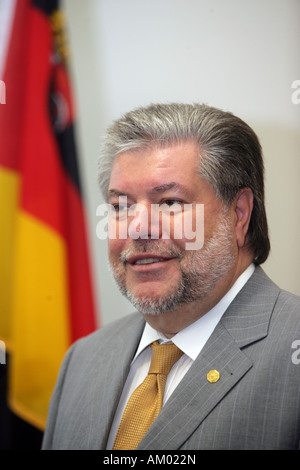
(234, 188, 254, 248)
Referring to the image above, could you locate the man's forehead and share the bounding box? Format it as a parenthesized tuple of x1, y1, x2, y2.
(111, 142, 200, 173)
(107, 141, 206, 198)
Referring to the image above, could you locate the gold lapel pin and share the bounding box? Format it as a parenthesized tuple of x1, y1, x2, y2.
(207, 370, 220, 383)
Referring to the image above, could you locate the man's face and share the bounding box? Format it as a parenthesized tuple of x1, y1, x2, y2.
(107, 141, 238, 315)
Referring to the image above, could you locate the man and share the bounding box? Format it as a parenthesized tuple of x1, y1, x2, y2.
(42, 103, 300, 450)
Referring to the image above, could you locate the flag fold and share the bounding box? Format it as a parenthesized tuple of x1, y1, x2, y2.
(0, 0, 97, 430)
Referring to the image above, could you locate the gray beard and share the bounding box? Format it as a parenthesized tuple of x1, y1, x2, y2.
(109, 210, 235, 315)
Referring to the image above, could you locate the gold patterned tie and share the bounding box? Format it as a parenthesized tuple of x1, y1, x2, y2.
(112, 341, 183, 450)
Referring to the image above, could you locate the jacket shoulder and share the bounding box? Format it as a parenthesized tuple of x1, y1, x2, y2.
(70, 312, 145, 358)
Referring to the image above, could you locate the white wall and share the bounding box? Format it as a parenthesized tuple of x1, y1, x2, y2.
(63, 0, 300, 327)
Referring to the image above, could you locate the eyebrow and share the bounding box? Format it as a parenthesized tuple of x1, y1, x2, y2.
(107, 189, 128, 198)
(107, 182, 193, 200)
(151, 182, 190, 195)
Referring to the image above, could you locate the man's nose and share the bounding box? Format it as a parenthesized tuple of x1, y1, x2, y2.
(128, 202, 161, 240)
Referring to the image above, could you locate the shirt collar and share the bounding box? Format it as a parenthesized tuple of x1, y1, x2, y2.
(133, 263, 255, 362)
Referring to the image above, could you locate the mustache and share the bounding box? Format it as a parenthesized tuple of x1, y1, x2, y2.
(119, 239, 184, 263)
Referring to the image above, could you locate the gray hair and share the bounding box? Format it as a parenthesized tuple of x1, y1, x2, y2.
(98, 102, 270, 265)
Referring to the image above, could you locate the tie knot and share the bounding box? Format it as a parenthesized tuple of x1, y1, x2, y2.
(149, 341, 183, 376)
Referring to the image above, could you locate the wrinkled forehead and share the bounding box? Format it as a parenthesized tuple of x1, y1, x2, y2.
(108, 141, 202, 189)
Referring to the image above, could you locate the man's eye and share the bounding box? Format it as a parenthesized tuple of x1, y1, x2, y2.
(162, 199, 183, 207)
(111, 204, 128, 212)
(158, 200, 184, 215)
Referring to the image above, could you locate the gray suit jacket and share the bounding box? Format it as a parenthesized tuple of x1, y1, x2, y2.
(42, 267, 300, 449)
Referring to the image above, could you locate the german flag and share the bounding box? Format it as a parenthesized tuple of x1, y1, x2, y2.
(0, 0, 97, 436)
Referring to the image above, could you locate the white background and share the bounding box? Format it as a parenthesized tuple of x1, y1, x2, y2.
(63, 0, 300, 327)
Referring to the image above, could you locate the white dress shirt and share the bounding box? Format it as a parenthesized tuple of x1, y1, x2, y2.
(106, 263, 255, 449)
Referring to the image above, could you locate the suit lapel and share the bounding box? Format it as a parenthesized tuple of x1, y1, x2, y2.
(94, 313, 146, 449)
(137, 321, 253, 450)
(220, 266, 280, 348)
(138, 267, 280, 450)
